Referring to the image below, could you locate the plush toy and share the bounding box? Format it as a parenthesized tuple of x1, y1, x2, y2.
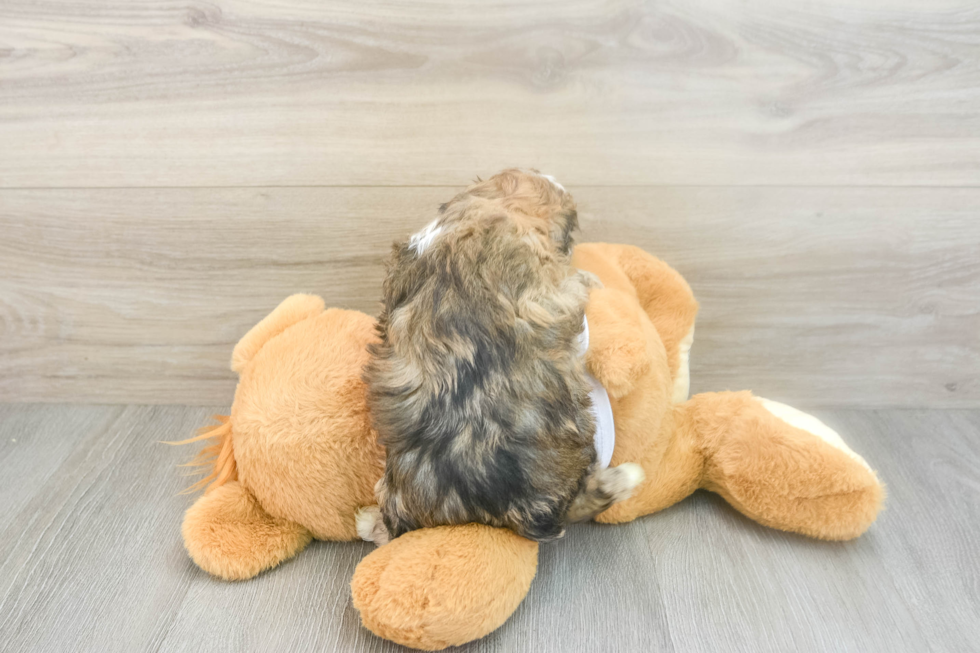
(178, 243, 884, 651)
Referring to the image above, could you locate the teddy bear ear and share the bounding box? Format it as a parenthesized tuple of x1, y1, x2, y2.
(231, 294, 325, 373)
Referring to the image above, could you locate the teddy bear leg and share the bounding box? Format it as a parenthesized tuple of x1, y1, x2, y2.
(182, 480, 313, 580)
(351, 524, 539, 651)
(691, 392, 885, 540)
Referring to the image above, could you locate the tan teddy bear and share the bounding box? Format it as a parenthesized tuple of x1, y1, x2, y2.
(178, 243, 883, 650)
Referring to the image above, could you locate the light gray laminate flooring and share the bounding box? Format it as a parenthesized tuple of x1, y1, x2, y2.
(0, 404, 976, 652)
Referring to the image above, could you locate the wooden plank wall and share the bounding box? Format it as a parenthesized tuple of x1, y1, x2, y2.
(1, 0, 978, 407)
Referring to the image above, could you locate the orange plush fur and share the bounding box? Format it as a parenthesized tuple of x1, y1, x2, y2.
(178, 243, 884, 649)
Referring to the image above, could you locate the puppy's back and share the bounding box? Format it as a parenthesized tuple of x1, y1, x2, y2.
(366, 208, 596, 541)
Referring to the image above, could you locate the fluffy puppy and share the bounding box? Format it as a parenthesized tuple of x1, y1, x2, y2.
(359, 169, 642, 545)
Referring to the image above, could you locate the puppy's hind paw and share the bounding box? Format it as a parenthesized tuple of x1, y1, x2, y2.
(603, 462, 646, 502)
(576, 269, 604, 290)
(355, 505, 390, 547)
(566, 462, 646, 523)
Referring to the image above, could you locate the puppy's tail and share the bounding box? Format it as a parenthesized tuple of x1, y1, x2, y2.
(164, 415, 238, 494)
(567, 463, 645, 522)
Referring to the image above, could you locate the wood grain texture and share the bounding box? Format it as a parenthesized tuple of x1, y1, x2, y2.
(2, 1, 980, 187)
(2, 186, 977, 406)
(0, 404, 203, 651)
(1, 404, 977, 652)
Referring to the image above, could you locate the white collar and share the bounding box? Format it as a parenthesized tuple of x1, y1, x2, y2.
(579, 316, 615, 468)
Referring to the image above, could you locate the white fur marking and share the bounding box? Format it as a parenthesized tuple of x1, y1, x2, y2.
(618, 462, 646, 491)
(541, 173, 565, 192)
(756, 398, 872, 472)
(671, 325, 695, 404)
(409, 219, 443, 254)
(355, 505, 389, 546)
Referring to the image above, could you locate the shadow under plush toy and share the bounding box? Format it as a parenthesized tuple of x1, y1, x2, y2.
(178, 243, 884, 651)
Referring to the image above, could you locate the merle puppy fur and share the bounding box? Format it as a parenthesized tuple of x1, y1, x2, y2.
(359, 169, 642, 545)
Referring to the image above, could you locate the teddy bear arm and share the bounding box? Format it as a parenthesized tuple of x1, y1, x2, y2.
(583, 287, 655, 399)
(614, 245, 699, 401)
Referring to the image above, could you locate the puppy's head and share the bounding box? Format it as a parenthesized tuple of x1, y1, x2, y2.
(444, 168, 578, 256)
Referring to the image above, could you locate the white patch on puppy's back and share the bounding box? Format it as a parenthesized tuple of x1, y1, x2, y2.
(409, 219, 443, 254)
(541, 173, 565, 192)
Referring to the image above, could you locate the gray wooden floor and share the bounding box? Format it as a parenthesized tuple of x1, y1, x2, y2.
(0, 404, 977, 652)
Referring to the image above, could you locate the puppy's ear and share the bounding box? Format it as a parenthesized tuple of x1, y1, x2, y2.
(552, 208, 578, 255)
(466, 169, 520, 200)
(381, 241, 417, 314)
